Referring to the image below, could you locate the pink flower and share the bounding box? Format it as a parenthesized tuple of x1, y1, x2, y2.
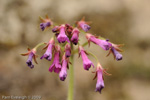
(57, 24, 70, 43)
(40, 38, 54, 61)
(77, 17, 91, 32)
(79, 46, 94, 70)
(86, 33, 112, 50)
(65, 43, 71, 58)
(71, 28, 80, 45)
(94, 63, 111, 93)
(21, 48, 38, 69)
(95, 63, 104, 93)
(107, 43, 123, 61)
(39, 15, 53, 31)
(49, 45, 61, 73)
(59, 55, 69, 81)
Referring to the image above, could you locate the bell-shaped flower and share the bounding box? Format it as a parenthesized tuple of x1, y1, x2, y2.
(59, 54, 69, 81)
(77, 17, 91, 32)
(107, 43, 123, 61)
(94, 63, 104, 93)
(57, 24, 70, 43)
(21, 48, 38, 69)
(111, 47, 122, 61)
(40, 38, 54, 61)
(71, 28, 80, 45)
(39, 15, 53, 31)
(65, 43, 71, 58)
(79, 46, 94, 70)
(86, 33, 112, 50)
(93, 63, 111, 93)
(49, 45, 61, 73)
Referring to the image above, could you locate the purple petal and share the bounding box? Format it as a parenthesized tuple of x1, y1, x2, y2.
(49, 64, 55, 72)
(26, 52, 34, 69)
(81, 24, 90, 32)
(95, 83, 104, 93)
(111, 47, 123, 61)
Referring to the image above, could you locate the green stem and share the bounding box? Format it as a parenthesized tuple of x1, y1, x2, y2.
(34, 42, 45, 50)
(88, 51, 99, 63)
(67, 43, 74, 100)
(82, 41, 89, 47)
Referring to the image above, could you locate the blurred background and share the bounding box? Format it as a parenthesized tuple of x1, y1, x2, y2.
(0, 0, 150, 100)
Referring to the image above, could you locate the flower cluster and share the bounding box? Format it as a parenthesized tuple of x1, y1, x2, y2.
(21, 15, 123, 93)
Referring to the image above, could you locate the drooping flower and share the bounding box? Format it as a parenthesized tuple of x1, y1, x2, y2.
(65, 43, 71, 58)
(77, 17, 91, 32)
(107, 43, 123, 61)
(49, 45, 61, 73)
(40, 38, 54, 61)
(93, 63, 111, 93)
(57, 24, 70, 43)
(39, 15, 53, 31)
(21, 48, 38, 69)
(79, 46, 94, 70)
(71, 28, 80, 45)
(111, 47, 122, 61)
(94, 63, 104, 93)
(86, 33, 112, 50)
(40, 22, 51, 31)
(59, 54, 69, 81)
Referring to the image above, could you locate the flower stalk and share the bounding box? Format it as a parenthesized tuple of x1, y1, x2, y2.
(34, 42, 45, 50)
(88, 51, 99, 63)
(67, 43, 74, 100)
